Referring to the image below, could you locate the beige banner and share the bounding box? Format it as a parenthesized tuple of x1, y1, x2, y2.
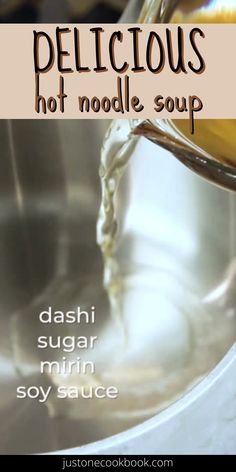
(0, 24, 234, 120)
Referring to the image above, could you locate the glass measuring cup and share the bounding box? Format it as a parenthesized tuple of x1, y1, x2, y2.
(133, 0, 236, 191)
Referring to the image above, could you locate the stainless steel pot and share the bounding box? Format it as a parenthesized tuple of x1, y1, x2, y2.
(0, 120, 235, 454)
(0, 0, 235, 455)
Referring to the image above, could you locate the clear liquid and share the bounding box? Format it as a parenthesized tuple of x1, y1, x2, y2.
(96, 120, 139, 335)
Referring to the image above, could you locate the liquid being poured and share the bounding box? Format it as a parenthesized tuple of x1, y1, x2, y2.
(96, 120, 139, 332)
(97, 0, 236, 333)
(95, 1, 236, 420)
(95, 110, 236, 422)
(97, 3, 236, 326)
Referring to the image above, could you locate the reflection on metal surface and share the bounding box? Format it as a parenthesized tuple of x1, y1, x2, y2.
(0, 120, 235, 453)
(0, 0, 128, 21)
(0, 0, 236, 456)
